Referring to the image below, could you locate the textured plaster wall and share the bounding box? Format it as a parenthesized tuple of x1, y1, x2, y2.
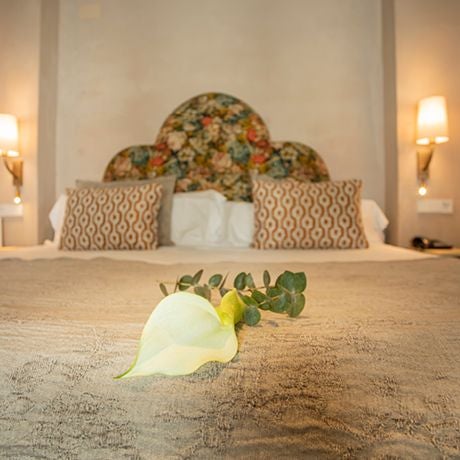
(37, 0, 59, 242)
(55, 0, 385, 205)
(0, 0, 40, 246)
(1, 0, 390, 245)
(395, 0, 460, 247)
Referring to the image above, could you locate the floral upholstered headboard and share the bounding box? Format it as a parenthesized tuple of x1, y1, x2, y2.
(103, 92, 330, 201)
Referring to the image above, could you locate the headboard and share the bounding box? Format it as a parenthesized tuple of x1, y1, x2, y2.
(103, 92, 330, 201)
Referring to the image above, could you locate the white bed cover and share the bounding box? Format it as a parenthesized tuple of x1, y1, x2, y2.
(0, 242, 432, 265)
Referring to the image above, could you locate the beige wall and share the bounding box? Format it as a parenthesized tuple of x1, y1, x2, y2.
(1, 0, 386, 245)
(0, 0, 41, 246)
(37, 0, 59, 242)
(55, 0, 385, 206)
(395, 0, 460, 247)
(10, 0, 459, 248)
(382, 0, 398, 244)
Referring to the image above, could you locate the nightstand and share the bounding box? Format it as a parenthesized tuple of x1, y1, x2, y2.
(419, 247, 460, 259)
(0, 203, 23, 246)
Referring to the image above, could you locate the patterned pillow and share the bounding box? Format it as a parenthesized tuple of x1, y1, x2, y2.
(76, 175, 176, 246)
(60, 183, 163, 250)
(252, 178, 369, 249)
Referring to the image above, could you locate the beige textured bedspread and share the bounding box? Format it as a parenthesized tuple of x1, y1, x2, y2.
(0, 257, 459, 459)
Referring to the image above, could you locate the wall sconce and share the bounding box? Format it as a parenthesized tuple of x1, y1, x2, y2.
(415, 96, 449, 196)
(0, 113, 23, 204)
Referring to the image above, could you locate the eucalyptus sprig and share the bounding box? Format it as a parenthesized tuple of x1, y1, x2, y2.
(117, 269, 308, 378)
(159, 269, 307, 326)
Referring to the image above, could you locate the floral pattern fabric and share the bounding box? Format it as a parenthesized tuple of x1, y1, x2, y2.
(103, 93, 330, 201)
(256, 141, 330, 182)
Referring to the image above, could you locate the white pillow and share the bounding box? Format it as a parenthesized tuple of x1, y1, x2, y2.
(49, 191, 388, 248)
(48, 190, 228, 248)
(361, 199, 389, 244)
(218, 199, 388, 248)
(221, 201, 254, 248)
(171, 190, 226, 246)
(48, 193, 68, 246)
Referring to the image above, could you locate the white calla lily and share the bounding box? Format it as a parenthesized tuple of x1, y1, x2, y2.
(116, 291, 242, 378)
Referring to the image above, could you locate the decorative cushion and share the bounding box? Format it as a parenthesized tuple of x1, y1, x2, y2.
(252, 178, 368, 249)
(76, 175, 176, 246)
(60, 183, 163, 251)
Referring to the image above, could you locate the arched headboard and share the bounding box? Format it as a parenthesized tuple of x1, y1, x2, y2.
(103, 92, 330, 201)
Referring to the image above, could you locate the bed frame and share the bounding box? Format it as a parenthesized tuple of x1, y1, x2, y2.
(103, 92, 330, 201)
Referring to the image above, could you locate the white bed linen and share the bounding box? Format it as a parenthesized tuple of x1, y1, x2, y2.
(48, 194, 389, 248)
(0, 242, 432, 265)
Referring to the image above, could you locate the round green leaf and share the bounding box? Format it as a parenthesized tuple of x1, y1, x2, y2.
(263, 270, 271, 288)
(178, 275, 193, 291)
(192, 269, 204, 285)
(208, 274, 223, 288)
(244, 305, 261, 326)
(159, 283, 169, 297)
(241, 295, 258, 306)
(234, 272, 247, 290)
(194, 285, 211, 300)
(288, 294, 305, 317)
(293, 272, 307, 293)
(258, 302, 271, 311)
(245, 273, 256, 289)
(276, 271, 296, 293)
(251, 290, 267, 303)
(271, 292, 288, 313)
(266, 286, 281, 298)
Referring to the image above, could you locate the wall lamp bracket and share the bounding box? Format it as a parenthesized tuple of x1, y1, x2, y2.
(0, 114, 22, 204)
(2, 156, 23, 186)
(1, 153, 23, 204)
(416, 146, 434, 195)
(415, 96, 449, 197)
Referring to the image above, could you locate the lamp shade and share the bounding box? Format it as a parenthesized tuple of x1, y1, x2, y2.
(0, 113, 19, 154)
(416, 96, 449, 145)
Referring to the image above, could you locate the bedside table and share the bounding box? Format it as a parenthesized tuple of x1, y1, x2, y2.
(419, 247, 460, 259)
(0, 203, 23, 247)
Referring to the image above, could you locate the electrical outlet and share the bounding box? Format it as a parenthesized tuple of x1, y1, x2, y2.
(417, 199, 454, 214)
(0, 203, 23, 217)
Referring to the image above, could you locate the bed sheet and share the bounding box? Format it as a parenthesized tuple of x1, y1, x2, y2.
(0, 242, 431, 265)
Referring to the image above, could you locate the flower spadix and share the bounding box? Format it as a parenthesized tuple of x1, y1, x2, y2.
(116, 290, 242, 378)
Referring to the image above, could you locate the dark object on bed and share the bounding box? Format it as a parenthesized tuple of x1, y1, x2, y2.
(412, 235, 453, 249)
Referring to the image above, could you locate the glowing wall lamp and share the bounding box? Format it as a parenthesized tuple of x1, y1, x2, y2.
(415, 96, 449, 196)
(0, 114, 23, 204)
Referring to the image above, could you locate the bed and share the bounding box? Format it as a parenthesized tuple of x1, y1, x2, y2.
(1, 93, 459, 459)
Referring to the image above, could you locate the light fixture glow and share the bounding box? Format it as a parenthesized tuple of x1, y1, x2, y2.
(416, 96, 449, 146)
(418, 185, 427, 197)
(0, 114, 19, 153)
(0, 114, 23, 203)
(415, 96, 449, 196)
